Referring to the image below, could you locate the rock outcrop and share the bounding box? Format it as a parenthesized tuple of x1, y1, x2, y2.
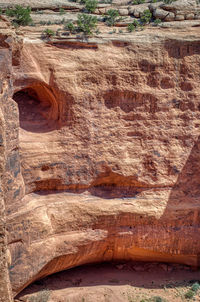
(4, 27, 200, 297)
(0, 3, 200, 301)
(0, 28, 18, 302)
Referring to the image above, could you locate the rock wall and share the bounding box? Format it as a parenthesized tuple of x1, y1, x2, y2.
(0, 29, 16, 302)
(6, 30, 200, 297)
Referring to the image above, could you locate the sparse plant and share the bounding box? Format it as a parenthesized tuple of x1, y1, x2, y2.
(185, 290, 195, 299)
(151, 297, 166, 302)
(76, 13, 97, 35)
(35, 10, 43, 14)
(133, 0, 145, 4)
(140, 9, 152, 24)
(39, 20, 47, 25)
(5, 5, 32, 26)
(154, 18, 161, 25)
(95, 28, 101, 34)
(128, 23, 135, 32)
(191, 282, 200, 292)
(100, 0, 113, 3)
(163, 0, 177, 3)
(64, 21, 76, 34)
(104, 9, 120, 26)
(59, 7, 65, 15)
(41, 28, 55, 39)
(84, 0, 97, 13)
(47, 20, 52, 25)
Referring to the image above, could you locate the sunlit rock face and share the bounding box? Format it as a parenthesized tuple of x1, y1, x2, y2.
(0, 28, 21, 302)
(0, 21, 199, 299)
(7, 33, 200, 296)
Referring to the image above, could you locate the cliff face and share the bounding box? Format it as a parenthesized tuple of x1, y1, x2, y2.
(4, 28, 200, 297)
(0, 28, 18, 302)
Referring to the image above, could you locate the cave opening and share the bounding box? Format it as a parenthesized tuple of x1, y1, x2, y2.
(13, 83, 59, 133)
(15, 261, 196, 302)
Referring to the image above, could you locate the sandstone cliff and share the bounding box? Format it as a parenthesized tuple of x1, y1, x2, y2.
(8, 28, 200, 297)
(0, 27, 17, 302)
(0, 2, 200, 301)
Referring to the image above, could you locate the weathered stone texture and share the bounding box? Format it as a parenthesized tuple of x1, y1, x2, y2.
(0, 31, 14, 302)
(6, 31, 200, 296)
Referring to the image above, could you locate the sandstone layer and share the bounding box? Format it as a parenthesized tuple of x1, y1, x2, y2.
(3, 25, 199, 298)
(0, 28, 18, 302)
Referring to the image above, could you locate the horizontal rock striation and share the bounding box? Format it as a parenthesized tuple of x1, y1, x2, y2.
(5, 29, 200, 297)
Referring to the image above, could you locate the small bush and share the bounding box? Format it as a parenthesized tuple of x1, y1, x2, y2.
(99, 0, 112, 3)
(6, 5, 32, 26)
(104, 9, 120, 26)
(163, 0, 177, 3)
(140, 9, 152, 24)
(76, 13, 97, 35)
(191, 282, 200, 292)
(42, 28, 55, 39)
(84, 0, 97, 13)
(59, 8, 65, 15)
(127, 23, 135, 32)
(64, 21, 76, 33)
(133, 0, 145, 4)
(154, 18, 161, 25)
(185, 290, 195, 299)
(39, 21, 47, 25)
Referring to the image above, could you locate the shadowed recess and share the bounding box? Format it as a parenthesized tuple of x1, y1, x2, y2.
(13, 83, 60, 133)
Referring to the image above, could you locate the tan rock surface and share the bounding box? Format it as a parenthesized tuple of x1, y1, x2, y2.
(3, 25, 200, 298)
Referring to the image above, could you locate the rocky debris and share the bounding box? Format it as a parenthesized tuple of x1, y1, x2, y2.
(152, 0, 200, 21)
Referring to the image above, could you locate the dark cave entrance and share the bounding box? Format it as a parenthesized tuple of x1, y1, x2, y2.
(13, 84, 59, 133)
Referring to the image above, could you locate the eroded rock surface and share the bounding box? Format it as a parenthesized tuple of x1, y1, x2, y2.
(3, 26, 200, 297)
(0, 3, 200, 300)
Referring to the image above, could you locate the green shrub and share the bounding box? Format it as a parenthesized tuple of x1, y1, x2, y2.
(39, 20, 47, 25)
(140, 9, 152, 24)
(191, 282, 200, 292)
(163, 0, 177, 3)
(185, 290, 195, 299)
(104, 9, 120, 26)
(42, 28, 55, 39)
(84, 0, 97, 13)
(154, 18, 161, 25)
(59, 8, 65, 15)
(64, 21, 76, 33)
(133, 19, 140, 27)
(127, 23, 135, 32)
(132, 0, 145, 4)
(76, 13, 97, 35)
(6, 5, 32, 26)
(100, 0, 113, 3)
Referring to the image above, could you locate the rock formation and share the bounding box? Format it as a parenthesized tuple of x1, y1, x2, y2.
(0, 26, 18, 302)
(0, 1, 200, 301)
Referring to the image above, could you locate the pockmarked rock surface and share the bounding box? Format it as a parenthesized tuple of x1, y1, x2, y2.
(0, 3, 200, 300)
(0, 27, 20, 302)
(2, 23, 199, 299)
